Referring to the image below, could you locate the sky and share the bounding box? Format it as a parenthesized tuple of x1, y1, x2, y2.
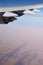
(36, 8, 43, 14)
(0, 0, 43, 6)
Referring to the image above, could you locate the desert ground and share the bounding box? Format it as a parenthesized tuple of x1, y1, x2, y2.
(0, 23, 43, 65)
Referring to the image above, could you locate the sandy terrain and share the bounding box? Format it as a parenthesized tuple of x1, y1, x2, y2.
(0, 25, 43, 65)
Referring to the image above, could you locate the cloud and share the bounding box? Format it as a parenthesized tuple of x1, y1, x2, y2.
(33, 9, 40, 12)
(23, 10, 35, 14)
(3, 12, 18, 17)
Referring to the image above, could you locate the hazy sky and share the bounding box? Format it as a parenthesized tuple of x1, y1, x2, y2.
(9, 15, 43, 28)
(38, 8, 43, 14)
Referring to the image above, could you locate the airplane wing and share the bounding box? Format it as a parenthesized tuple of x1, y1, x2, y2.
(0, 4, 43, 24)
